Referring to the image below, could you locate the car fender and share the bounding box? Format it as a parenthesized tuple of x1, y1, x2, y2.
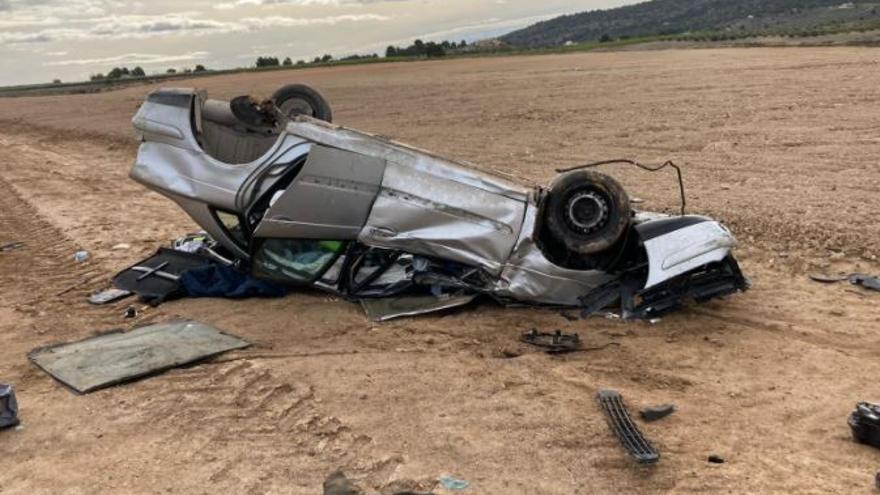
(636, 216, 737, 289)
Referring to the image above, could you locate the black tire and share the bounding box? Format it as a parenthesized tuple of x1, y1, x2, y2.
(543, 170, 631, 256)
(272, 84, 333, 122)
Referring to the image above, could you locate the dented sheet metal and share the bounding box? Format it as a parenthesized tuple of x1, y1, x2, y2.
(494, 204, 615, 306)
(29, 320, 249, 394)
(256, 145, 386, 240)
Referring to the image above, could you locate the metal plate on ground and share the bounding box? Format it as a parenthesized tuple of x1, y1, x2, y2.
(361, 294, 477, 322)
(28, 320, 249, 394)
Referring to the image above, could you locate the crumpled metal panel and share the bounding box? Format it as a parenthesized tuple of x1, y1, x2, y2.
(255, 145, 386, 240)
(287, 118, 530, 274)
(360, 161, 527, 274)
(493, 204, 615, 305)
(286, 117, 531, 202)
(493, 204, 615, 306)
(639, 220, 736, 289)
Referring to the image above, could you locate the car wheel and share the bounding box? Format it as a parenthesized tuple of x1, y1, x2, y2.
(543, 170, 631, 256)
(272, 84, 333, 122)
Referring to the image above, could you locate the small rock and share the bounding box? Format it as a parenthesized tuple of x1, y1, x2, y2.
(74, 250, 90, 263)
(123, 306, 137, 319)
(708, 454, 725, 464)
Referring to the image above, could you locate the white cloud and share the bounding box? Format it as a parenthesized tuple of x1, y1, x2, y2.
(0, 12, 390, 44)
(215, 0, 398, 8)
(43, 51, 210, 66)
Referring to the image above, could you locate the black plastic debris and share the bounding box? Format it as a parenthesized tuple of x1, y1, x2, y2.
(640, 404, 676, 422)
(849, 402, 880, 449)
(810, 273, 880, 292)
(708, 455, 725, 464)
(123, 306, 138, 319)
(113, 248, 213, 305)
(851, 274, 880, 292)
(520, 329, 582, 354)
(0, 384, 19, 429)
(597, 389, 660, 464)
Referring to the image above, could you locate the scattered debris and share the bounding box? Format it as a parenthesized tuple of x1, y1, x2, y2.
(707, 454, 725, 464)
(323, 471, 363, 495)
(0, 241, 25, 252)
(113, 248, 212, 305)
(180, 264, 288, 299)
(849, 402, 880, 449)
(640, 404, 676, 422)
(362, 294, 477, 323)
(28, 320, 249, 394)
(74, 250, 90, 263)
(88, 288, 133, 305)
(851, 274, 880, 292)
(0, 384, 19, 429)
(114, 248, 288, 306)
(597, 389, 660, 464)
(810, 272, 880, 292)
(438, 475, 469, 491)
(520, 329, 582, 354)
(123, 306, 138, 319)
(111, 243, 131, 251)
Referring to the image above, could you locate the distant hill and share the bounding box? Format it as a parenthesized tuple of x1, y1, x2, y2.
(501, 0, 880, 47)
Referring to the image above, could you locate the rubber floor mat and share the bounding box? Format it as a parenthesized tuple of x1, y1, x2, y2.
(29, 320, 249, 394)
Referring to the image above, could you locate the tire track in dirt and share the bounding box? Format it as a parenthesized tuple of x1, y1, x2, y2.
(0, 174, 125, 339)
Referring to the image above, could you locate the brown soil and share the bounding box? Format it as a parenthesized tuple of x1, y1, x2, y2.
(1, 47, 879, 494)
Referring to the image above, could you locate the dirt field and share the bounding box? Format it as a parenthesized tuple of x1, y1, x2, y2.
(1, 47, 879, 494)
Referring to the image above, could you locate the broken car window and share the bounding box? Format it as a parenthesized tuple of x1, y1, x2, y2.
(252, 239, 346, 285)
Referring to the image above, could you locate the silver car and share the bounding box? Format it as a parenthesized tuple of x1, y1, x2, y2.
(130, 85, 748, 320)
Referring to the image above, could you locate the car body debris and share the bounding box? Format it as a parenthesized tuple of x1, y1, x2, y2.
(88, 288, 133, 305)
(125, 84, 749, 321)
(849, 402, 880, 449)
(810, 272, 880, 292)
(29, 320, 249, 394)
(640, 404, 676, 422)
(597, 389, 660, 464)
(520, 329, 582, 353)
(0, 384, 19, 429)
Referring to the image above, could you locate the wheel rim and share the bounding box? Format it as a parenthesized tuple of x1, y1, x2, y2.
(565, 190, 609, 234)
(279, 98, 315, 118)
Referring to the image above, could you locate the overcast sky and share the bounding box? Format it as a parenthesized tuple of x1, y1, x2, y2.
(0, 0, 640, 86)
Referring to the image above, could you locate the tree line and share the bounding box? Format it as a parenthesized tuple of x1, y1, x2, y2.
(386, 39, 468, 58)
(89, 64, 207, 81)
(79, 38, 472, 84)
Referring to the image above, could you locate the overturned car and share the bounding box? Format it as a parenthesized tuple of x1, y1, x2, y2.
(129, 84, 748, 320)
